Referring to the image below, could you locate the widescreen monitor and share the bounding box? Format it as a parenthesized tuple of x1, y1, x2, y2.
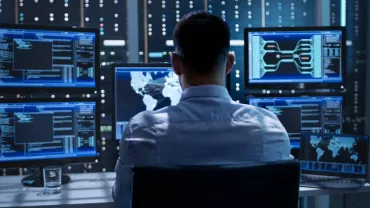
(114, 63, 181, 140)
(0, 100, 99, 168)
(248, 96, 343, 148)
(245, 27, 345, 89)
(0, 24, 99, 91)
(300, 133, 368, 179)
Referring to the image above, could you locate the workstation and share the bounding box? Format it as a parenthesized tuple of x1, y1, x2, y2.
(0, 173, 370, 208)
(0, 0, 370, 208)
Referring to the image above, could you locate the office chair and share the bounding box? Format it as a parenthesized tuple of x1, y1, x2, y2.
(132, 160, 300, 208)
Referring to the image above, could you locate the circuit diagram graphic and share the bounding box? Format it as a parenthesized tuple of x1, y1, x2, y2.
(248, 30, 343, 84)
(251, 35, 322, 80)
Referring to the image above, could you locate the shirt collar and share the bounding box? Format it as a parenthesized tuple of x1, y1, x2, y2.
(180, 85, 232, 101)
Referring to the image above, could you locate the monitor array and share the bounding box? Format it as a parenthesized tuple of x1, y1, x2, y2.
(0, 25, 100, 168)
(244, 27, 346, 148)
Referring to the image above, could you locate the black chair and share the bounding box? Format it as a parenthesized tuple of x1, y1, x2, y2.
(132, 160, 300, 208)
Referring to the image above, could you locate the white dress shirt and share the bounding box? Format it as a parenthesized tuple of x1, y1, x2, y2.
(113, 85, 292, 207)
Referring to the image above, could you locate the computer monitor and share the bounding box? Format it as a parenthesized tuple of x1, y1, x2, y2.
(245, 27, 345, 89)
(248, 96, 343, 148)
(0, 24, 99, 91)
(300, 133, 368, 179)
(0, 100, 99, 168)
(114, 63, 181, 140)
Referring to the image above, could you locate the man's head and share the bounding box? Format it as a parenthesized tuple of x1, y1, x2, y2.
(172, 11, 235, 89)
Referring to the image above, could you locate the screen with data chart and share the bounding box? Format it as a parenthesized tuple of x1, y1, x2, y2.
(0, 25, 98, 89)
(245, 27, 345, 87)
(248, 96, 343, 148)
(300, 134, 368, 178)
(114, 64, 182, 140)
(0, 101, 98, 167)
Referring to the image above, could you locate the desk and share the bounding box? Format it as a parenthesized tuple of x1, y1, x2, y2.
(0, 173, 369, 208)
(0, 173, 115, 208)
(300, 184, 370, 208)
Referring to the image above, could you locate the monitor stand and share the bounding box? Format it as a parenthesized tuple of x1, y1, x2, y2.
(21, 167, 71, 187)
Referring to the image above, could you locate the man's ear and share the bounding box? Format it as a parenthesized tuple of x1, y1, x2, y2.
(225, 52, 235, 75)
(171, 52, 181, 76)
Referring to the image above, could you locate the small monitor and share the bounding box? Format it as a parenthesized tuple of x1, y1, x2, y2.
(248, 96, 343, 148)
(0, 24, 98, 90)
(0, 100, 99, 168)
(245, 27, 345, 89)
(300, 133, 368, 178)
(114, 63, 181, 140)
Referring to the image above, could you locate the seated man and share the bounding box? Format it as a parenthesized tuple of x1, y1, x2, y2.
(113, 11, 292, 207)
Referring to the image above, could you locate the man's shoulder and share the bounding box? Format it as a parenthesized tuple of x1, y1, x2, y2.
(128, 111, 155, 130)
(128, 103, 282, 131)
(128, 107, 175, 130)
(231, 102, 287, 131)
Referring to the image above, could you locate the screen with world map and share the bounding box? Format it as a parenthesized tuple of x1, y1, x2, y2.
(300, 134, 368, 178)
(114, 65, 181, 140)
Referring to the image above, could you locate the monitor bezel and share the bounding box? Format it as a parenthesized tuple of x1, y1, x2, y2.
(0, 24, 100, 93)
(0, 98, 101, 169)
(244, 26, 346, 90)
(300, 133, 368, 179)
(246, 94, 345, 149)
(112, 63, 173, 140)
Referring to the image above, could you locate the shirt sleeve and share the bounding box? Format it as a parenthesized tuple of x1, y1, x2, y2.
(261, 112, 293, 161)
(113, 118, 158, 207)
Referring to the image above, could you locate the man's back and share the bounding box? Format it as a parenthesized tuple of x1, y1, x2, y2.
(113, 85, 292, 207)
(126, 85, 291, 164)
(114, 11, 292, 207)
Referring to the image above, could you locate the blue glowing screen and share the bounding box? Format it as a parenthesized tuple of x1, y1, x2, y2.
(0, 102, 97, 162)
(248, 96, 343, 148)
(247, 30, 343, 84)
(114, 66, 181, 140)
(0, 27, 96, 88)
(300, 134, 368, 177)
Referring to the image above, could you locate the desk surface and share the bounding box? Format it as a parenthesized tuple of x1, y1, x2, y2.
(0, 173, 115, 207)
(0, 172, 369, 207)
(299, 183, 370, 197)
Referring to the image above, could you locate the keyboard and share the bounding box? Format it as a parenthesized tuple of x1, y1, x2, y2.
(300, 174, 366, 189)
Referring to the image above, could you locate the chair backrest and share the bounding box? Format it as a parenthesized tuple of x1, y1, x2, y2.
(132, 160, 300, 208)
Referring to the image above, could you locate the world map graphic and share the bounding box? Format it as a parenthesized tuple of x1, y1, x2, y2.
(309, 136, 359, 162)
(130, 71, 182, 111)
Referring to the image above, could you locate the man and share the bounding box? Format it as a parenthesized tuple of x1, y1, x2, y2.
(113, 11, 292, 207)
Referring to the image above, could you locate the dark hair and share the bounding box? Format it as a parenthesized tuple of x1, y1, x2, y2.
(173, 11, 231, 74)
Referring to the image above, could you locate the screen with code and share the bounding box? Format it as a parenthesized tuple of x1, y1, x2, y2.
(248, 96, 343, 148)
(0, 27, 96, 88)
(0, 102, 97, 162)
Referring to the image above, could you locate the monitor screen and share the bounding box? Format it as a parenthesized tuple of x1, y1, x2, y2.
(114, 65, 181, 140)
(0, 26, 97, 88)
(0, 101, 98, 165)
(300, 134, 368, 178)
(248, 96, 343, 148)
(246, 28, 344, 85)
